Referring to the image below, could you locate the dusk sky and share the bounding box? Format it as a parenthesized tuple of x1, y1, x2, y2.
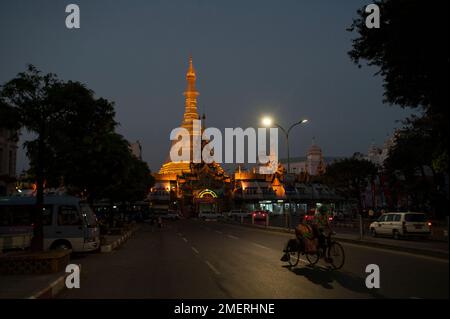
(0, 0, 414, 173)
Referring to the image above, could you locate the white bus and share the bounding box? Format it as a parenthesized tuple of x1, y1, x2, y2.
(0, 195, 100, 252)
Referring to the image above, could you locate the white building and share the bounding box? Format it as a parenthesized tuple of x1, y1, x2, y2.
(0, 128, 18, 195)
(366, 133, 397, 168)
(280, 139, 326, 176)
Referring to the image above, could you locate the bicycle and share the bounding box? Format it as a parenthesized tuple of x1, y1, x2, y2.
(283, 232, 345, 270)
(283, 237, 320, 267)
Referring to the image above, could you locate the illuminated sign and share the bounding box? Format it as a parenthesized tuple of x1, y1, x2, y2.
(198, 189, 218, 198)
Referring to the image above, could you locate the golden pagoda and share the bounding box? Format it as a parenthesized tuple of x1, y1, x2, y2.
(159, 56, 201, 175)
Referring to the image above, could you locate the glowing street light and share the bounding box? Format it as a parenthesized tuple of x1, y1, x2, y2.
(261, 116, 273, 127)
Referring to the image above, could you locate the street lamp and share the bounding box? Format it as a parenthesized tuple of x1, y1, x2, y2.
(261, 116, 309, 229)
(261, 116, 309, 174)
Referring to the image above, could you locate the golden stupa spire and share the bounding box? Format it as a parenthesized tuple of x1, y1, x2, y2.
(183, 56, 199, 125)
(159, 56, 200, 175)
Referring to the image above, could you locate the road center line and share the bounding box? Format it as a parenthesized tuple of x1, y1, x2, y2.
(205, 260, 221, 275)
(227, 234, 239, 240)
(252, 243, 269, 249)
(215, 230, 223, 234)
(191, 247, 199, 254)
(182, 237, 188, 243)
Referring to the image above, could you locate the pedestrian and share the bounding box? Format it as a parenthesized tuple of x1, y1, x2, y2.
(368, 208, 374, 220)
(157, 216, 163, 229)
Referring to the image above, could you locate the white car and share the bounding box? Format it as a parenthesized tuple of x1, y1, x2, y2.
(198, 211, 222, 220)
(369, 212, 432, 239)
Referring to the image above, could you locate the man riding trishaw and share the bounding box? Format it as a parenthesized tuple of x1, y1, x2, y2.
(281, 205, 333, 262)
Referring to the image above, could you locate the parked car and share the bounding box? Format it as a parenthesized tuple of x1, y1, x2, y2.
(251, 210, 268, 221)
(0, 195, 100, 252)
(369, 212, 431, 239)
(198, 211, 222, 220)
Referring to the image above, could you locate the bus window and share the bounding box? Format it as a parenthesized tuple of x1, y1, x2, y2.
(58, 205, 82, 225)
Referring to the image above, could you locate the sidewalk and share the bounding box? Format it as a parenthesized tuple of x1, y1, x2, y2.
(0, 224, 140, 299)
(0, 271, 66, 299)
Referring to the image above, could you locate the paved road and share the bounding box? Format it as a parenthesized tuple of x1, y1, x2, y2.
(59, 219, 449, 299)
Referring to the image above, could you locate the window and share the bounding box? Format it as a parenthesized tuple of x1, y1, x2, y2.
(386, 214, 395, 222)
(80, 204, 97, 226)
(405, 214, 427, 222)
(393, 214, 401, 222)
(58, 205, 82, 225)
(378, 215, 387, 222)
(0, 205, 52, 226)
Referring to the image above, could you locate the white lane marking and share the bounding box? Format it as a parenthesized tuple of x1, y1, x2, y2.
(205, 261, 221, 275)
(252, 243, 269, 249)
(177, 233, 183, 236)
(191, 247, 199, 254)
(227, 234, 239, 240)
(215, 230, 223, 234)
(182, 237, 188, 243)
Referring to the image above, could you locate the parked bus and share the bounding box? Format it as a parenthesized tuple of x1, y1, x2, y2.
(0, 195, 100, 252)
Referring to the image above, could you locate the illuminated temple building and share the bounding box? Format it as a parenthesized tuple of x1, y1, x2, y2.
(149, 57, 342, 216)
(151, 57, 231, 216)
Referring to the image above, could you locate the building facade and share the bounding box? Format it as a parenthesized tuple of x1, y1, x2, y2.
(280, 139, 326, 175)
(149, 58, 342, 216)
(150, 57, 230, 217)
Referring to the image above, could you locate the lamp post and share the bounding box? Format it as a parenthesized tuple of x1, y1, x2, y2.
(262, 116, 309, 229)
(261, 117, 308, 174)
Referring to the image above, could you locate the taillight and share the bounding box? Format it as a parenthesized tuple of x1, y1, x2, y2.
(328, 217, 333, 221)
(427, 222, 432, 227)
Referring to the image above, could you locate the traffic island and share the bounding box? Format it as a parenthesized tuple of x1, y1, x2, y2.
(0, 249, 71, 275)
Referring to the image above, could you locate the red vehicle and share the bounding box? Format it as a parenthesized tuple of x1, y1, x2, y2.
(251, 210, 268, 221)
(303, 210, 334, 223)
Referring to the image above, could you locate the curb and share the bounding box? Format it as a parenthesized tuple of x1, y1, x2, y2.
(28, 226, 140, 299)
(221, 219, 449, 260)
(100, 226, 139, 253)
(28, 274, 67, 299)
